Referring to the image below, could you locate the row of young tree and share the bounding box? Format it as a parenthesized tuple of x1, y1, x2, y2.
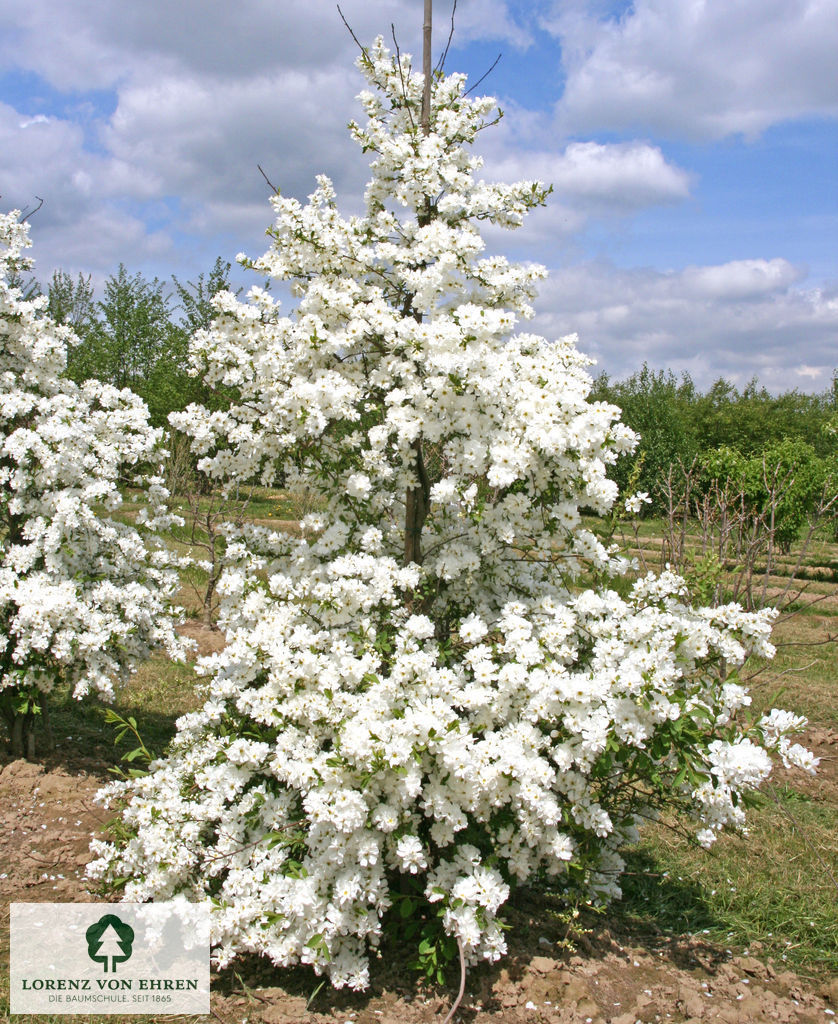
(594, 365, 836, 463)
(593, 365, 837, 493)
(592, 365, 838, 551)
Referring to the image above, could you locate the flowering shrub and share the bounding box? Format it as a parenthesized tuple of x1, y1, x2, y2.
(0, 211, 185, 757)
(89, 41, 815, 989)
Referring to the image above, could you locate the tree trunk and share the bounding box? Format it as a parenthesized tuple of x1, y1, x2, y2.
(404, 439, 431, 566)
(9, 707, 37, 759)
(2, 687, 48, 760)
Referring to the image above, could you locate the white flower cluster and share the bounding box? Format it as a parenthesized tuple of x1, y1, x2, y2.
(0, 212, 185, 724)
(757, 708, 820, 774)
(624, 490, 651, 514)
(89, 41, 813, 989)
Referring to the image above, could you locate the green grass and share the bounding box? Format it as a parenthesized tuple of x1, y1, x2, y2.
(601, 523, 838, 979)
(5, 652, 202, 769)
(614, 795, 838, 976)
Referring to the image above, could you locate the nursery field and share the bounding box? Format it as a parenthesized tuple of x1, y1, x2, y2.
(1, 505, 837, 1024)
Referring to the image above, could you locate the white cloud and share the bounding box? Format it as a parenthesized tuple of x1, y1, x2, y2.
(532, 259, 838, 392)
(469, 105, 691, 261)
(447, 0, 534, 50)
(103, 65, 362, 204)
(19, 113, 51, 128)
(546, 0, 838, 139)
(486, 140, 690, 210)
(0, 0, 525, 92)
(681, 259, 803, 300)
(0, 101, 176, 278)
(795, 364, 824, 380)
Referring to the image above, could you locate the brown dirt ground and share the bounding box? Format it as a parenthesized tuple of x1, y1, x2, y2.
(2, 741, 837, 1024)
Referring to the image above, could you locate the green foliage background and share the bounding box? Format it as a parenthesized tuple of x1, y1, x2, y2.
(42, 257, 240, 427)
(592, 365, 838, 543)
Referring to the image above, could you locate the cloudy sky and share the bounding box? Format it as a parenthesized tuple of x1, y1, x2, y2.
(1, 0, 836, 392)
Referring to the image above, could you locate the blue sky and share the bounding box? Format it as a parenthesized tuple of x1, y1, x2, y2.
(1, 0, 836, 392)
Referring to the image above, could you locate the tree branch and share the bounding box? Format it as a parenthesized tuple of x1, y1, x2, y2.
(441, 937, 467, 1024)
(336, 5, 370, 62)
(257, 164, 280, 194)
(18, 196, 44, 223)
(391, 24, 417, 133)
(464, 53, 502, 96)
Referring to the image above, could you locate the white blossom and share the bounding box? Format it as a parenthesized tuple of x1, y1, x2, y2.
(624, 490, 652, 514)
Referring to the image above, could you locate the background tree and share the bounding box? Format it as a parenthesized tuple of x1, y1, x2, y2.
(592, 364, 698, 506)
(61, 260, 239, 431)
(46, 268, 97, 339)
(593, 366, 837, 510)
(79, 265, 180, 426)
(692, 376, 831, 455)
(173, 256, 238, 334)
(7, 265, 41, 303)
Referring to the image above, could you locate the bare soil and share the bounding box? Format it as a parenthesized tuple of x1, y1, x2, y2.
(1, 745, 837, 1024)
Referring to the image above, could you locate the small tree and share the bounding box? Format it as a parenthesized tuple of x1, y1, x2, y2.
(172, 257, 239, 335)
(65, 265, 183, 427)
(47, 268, 98, 340)
(90, 40, 815, 990)
(0, 211, 185, 758)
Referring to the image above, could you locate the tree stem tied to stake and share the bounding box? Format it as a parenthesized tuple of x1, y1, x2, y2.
(415, 21, 468, 1014)
(422, 0, 432, 136)
(404, 0, 434, 568)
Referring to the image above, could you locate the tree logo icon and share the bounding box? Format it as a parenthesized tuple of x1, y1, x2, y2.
(85, 914, 135, 972)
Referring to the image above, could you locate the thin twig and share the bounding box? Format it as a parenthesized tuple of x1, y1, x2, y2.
(464, 53, 502, 95)
(194, 820, 305, 865)
(435, 0, 458, 73)
(391, 24, 417, 133)
(19, 196, 44, 222)
(744, 659, 819, 685)
(336, 4, 370, 61)
(257, 164, 280, 194)
(774, 589, 833, 624)
(441, 937, 467, 1024)
(773, 634, 837, 649)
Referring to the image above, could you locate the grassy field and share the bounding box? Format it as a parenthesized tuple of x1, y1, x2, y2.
(599, 514, 838, 976)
